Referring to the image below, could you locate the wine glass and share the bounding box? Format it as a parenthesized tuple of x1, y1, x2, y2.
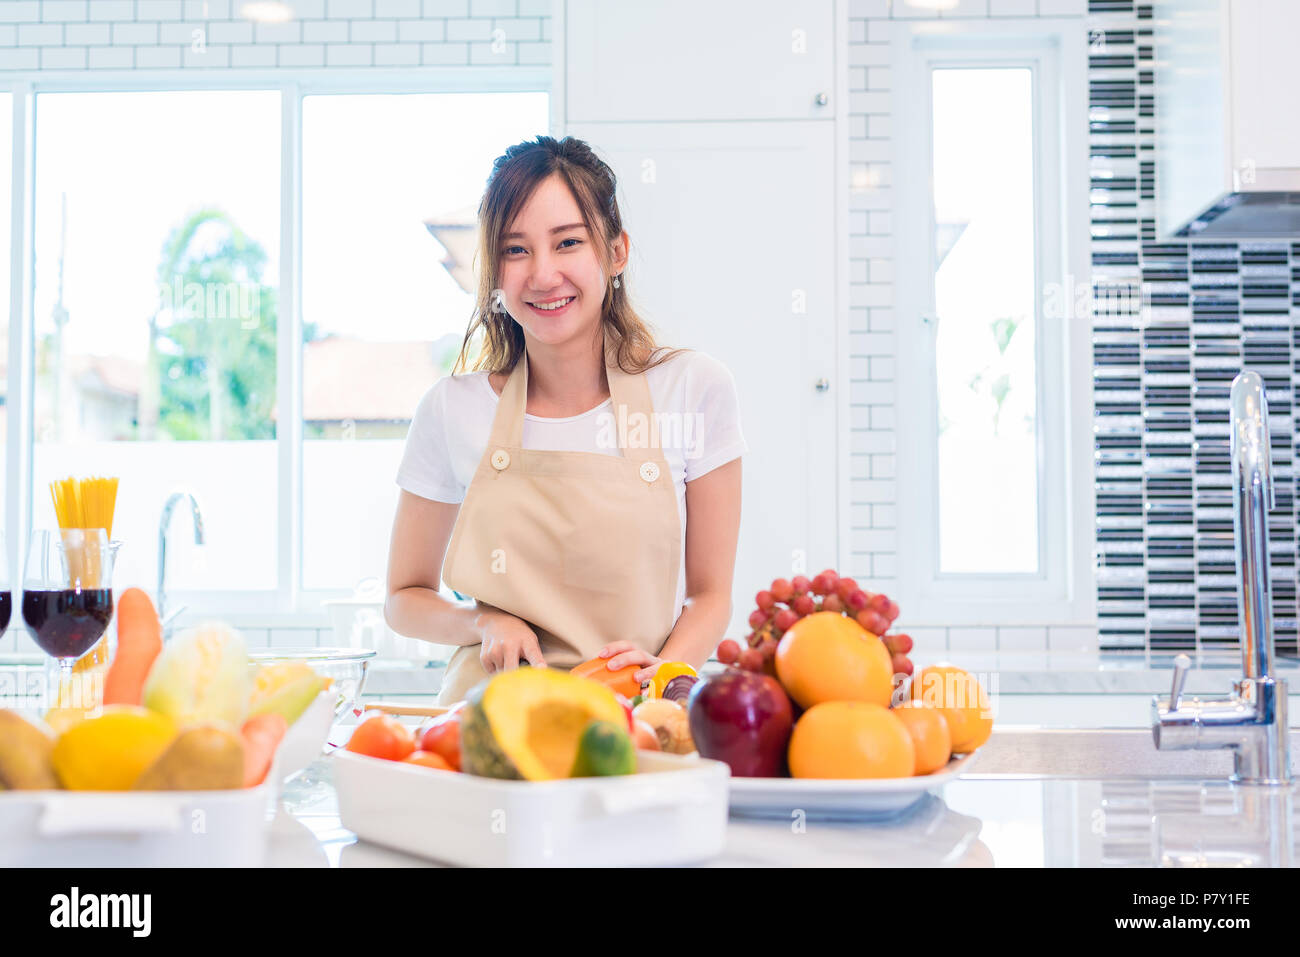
(23, 529, 116, 709)
(0, 532, 10, 637)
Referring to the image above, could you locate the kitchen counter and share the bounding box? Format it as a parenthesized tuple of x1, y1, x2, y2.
(267, 742, 1300, 868)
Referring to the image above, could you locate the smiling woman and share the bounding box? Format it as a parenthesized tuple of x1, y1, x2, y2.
(385, 135, 748, 705)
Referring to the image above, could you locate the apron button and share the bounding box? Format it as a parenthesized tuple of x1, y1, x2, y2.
(491, 449, 511, 471)
(639, 461, 660, 483)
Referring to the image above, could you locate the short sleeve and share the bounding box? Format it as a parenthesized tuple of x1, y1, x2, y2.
(395, 377, 466, 504)
(683, 354, 748, 482)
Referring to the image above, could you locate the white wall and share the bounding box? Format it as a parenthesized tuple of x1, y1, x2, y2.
(0, 0, 1095, 654)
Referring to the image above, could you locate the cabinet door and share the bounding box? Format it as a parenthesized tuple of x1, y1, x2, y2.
(1230, 0, 1300, 175)
(568, 121, 839, 636)
(563, 0, 835, 123)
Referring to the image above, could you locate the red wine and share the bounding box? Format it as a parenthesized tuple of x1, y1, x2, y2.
(0, 591, 9, 634)
(23, 588, 113, 660)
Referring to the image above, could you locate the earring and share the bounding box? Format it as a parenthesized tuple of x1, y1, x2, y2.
(613, 275, 621, 289)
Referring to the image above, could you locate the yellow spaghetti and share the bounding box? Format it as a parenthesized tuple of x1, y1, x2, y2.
(50, 475, 118, 538)
(48, 475, 119, 693)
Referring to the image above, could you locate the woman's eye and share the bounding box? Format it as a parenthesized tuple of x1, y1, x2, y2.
(503, 245, 525, 255)
(559, 238, 581, 249)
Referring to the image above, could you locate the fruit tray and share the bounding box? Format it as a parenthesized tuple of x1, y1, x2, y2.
(0, 756, 281, 868)
(334, 749, 731, 867)
(726, 749, 980, 821)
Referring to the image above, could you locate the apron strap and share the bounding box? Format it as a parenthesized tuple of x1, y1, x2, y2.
(485, 336, 670, 467)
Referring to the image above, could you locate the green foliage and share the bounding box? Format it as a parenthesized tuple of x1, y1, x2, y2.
(152, 209, 278, 441)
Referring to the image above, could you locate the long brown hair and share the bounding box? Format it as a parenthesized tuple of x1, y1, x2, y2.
(452, 135, 682, 376)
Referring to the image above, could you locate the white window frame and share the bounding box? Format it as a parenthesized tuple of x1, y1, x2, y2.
(3, 68, 549, 625)
(892, 20, 1094, 625)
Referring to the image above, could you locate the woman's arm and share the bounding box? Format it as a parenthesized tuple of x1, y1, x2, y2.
(601, 458, 743, 682)
(384, 490, 545, 667)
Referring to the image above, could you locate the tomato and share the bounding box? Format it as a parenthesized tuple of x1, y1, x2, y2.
(417, 714, 462, 771)
(403, 750, 453, 771)
(345, 713, 415, 761)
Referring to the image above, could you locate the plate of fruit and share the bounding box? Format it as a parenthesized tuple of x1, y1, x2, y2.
(687, 569, 992, 820)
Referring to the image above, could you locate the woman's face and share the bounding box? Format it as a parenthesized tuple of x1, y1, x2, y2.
(496, 173, 624, 350)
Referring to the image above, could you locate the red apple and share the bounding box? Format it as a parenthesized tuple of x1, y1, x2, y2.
(687, 668, 794, 777)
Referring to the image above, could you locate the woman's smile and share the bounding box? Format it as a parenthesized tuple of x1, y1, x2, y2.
(526, 294, 577, 315)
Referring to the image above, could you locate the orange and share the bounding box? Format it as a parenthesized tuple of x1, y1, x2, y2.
(775, 611, 894, 709)
(909, 665, 992, 753)
(892, 701, 953, 774)
(787, 701, 915, 779)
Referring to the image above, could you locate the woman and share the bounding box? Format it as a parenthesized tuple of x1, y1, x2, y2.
(385, 135, 746, 706)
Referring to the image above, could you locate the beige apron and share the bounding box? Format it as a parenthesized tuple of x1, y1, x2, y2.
(437, 339, 682, 705)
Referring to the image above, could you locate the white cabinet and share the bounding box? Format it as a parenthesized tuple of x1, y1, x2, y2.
(1155, 0, 1300, 235)
(566, 120, 840, 634)
(562, 0, 835, 123)
(1228, 0, 1300, 181)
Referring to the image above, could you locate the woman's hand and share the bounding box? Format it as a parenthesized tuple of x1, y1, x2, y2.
(475, 608, 546, 674)
(598, 642, 663, 686)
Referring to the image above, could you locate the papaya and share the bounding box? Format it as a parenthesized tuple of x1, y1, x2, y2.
(460, 668, 629, 781)
(569, 720, 636, 777)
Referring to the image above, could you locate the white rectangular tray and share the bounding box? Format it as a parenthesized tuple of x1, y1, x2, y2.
(334, 749, 731, 867)
(0, 758, 280, 868)
(726, 750, 980, 821)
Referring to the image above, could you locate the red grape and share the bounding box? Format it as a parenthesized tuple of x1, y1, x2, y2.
(792, 594, 815, 616)
(821, 594, 844, 614)
(771, 578, 794, 602)
(886, 599, 900, 622)
(890, 653, 914, 677)
(847, 590, 869, 612)
(773, 608, 798, 632)
(855, 610, 889, 636)
(748, 609, 768, 630)
(758, 637, 779, 660)
(739, 648, 764, 672)
(890, 633, 913, 654)
(716, 639, 740, 664)
(755, 590, 775, 612)
(868, 593, 890, 614)
(835, 578, 860, 602)
(810, 572, 835, 596)
(791, 575, 811, 595)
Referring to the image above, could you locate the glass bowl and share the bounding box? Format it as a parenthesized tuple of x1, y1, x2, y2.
(248, 647, 375, 721)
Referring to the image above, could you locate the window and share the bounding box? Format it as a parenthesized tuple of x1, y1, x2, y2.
(892, 21, 1092, 623)
(0, 78, 548, 618)
(30, 91, 281, 597)
(300, 92, 547, 593)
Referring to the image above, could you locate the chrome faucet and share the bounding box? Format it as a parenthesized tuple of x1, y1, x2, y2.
(158, 492, 205, 636)
(1152, 370, 1291, 784)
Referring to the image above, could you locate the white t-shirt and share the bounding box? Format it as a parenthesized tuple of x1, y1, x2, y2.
(395, 349, 748, 619)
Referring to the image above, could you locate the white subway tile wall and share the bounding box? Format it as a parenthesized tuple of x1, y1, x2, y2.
(0, 0, 550, 69)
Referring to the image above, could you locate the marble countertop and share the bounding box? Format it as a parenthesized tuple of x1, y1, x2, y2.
(269, 753, 1300, 868)
(3, 648, 1295, 697)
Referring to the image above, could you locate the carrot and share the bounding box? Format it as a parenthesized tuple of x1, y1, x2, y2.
(241, 713, 288, 788)
(103, 588, 164, 707)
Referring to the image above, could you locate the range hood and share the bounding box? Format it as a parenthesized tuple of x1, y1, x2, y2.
(1174, 191, 1300, 238)
(1155, 0, 1300, 240)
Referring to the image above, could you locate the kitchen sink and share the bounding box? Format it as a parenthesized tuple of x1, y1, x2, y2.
(970, 728, 1242, 779)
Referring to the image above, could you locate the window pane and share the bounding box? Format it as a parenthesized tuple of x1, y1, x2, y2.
(0, 93, 11, 525)
(931, 68, 1039, 574)
(32, 91, 280, 593)
(300, 92, 548, 592)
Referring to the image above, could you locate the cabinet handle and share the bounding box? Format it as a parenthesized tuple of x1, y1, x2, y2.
(814, 378, 830, 393)
(814, 92, 829, 107)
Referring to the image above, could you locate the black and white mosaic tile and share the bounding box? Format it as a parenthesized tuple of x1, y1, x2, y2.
(1088, 1, 1300, 655)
